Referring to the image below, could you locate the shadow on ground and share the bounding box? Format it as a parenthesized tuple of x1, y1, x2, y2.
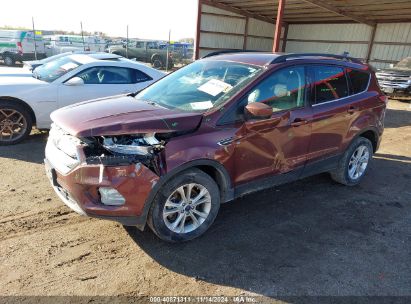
(0, 131, 48, 164)
(384, 107, 411, 128)
(125, 155, 411, 297)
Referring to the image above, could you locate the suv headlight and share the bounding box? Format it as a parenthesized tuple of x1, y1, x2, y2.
(102, 134, 159, 156)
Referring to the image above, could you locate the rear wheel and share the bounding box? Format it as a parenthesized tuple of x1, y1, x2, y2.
(151, 56, 163, 69)
(331, 137, 373, 186)
(3, 55, 15, 66)
(148, 169, 220, 242)
(0, 101, 32, 145)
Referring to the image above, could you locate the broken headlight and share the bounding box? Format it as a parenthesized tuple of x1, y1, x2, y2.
(102, 134, 161, 156)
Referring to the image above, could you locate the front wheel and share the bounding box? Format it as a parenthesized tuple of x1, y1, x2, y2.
(331, 137, 373, 186)
(0, 101, 33, 145)
(148, 169, 220, 242)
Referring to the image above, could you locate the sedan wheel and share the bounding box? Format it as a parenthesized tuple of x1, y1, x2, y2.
(0, 108, 28, 143)
(0, 101, 33, 145)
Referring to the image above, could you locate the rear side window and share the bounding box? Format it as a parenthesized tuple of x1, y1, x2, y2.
(347, 69, 370, 94)
(312, 66, 348, 104)
(75, 67, 151, 84)
(134, 69, 152, 83)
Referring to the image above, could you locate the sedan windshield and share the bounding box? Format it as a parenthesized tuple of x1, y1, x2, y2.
(395, 57, 411, 68)
(34, 56, 82, 82)
(135, 60, 262, 112)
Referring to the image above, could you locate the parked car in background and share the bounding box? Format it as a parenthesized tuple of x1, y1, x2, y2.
(45, 52, 387, 242)
(109, 40, 173, 69)
(0, 54, 165, 145)
(23, 51, 122, 70)
(0, 30, 46, 66)
(376, 57, 411, 97)
(44, 35, 106, 57)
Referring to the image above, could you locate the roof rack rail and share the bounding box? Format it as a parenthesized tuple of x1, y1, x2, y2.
(202, 49, 259, 58)
(271, 53, 363, 64)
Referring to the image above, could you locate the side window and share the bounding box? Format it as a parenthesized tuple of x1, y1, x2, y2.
(133, 69, 152, 83)
(75, 67, 134, 84)
(246, 66, 306, 112)
(219, 66, 307, 124)
(347, 68, 370, 94)
(136, 41, 145, 48)
(313, 66, 348, 104)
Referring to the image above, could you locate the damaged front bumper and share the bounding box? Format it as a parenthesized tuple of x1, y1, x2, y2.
(44, 154, 160, 230)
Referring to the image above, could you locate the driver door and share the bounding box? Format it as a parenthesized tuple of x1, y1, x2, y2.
(228, 65, 313, 186)
(58, 66, 141, 108)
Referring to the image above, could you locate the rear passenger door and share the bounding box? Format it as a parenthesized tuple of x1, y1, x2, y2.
(306, 65, 366, 164)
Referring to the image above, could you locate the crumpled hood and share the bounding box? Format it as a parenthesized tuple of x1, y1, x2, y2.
(51, 95, 204, 137)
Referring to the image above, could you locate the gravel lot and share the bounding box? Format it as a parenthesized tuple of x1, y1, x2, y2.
(0, 99, 410, 299)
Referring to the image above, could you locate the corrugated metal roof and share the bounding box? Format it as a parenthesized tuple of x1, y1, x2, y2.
(206, 0, 411, 25)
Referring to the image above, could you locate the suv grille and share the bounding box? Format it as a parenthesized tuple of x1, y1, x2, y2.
(376, 72, 410, 86)
(45, 124, 81, 174)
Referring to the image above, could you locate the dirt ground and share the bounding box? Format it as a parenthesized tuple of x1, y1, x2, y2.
(0, 99, 410, 299)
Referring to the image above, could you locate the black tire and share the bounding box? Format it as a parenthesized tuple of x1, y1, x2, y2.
(151, 56, 163, 69)
(148, 168, 220, 242)
(0, 100, 33, 145)
(3, 55, 15, 66)
(330, 137, 373, 186)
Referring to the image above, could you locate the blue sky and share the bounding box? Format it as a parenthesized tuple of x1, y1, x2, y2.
(1, 0, 198, 40)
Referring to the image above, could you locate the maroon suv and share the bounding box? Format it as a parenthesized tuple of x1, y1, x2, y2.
(44, 52, 387, 242)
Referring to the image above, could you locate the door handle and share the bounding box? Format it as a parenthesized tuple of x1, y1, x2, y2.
(290, 119, 308, 127)
(347, 106, 359, 114)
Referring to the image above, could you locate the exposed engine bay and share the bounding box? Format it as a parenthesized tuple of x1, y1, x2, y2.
(82, 133, 166, 176)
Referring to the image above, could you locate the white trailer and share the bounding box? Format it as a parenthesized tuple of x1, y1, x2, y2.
(0, 30, 46, 66)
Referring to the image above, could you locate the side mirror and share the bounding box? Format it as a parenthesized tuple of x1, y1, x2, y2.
(244, 102, 273, 120)
(65, 77, 84, 86)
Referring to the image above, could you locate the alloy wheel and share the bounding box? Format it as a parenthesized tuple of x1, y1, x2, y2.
(348, 144, 370, 180)
(0, 108, 28, 142)
(162, 183, 212, 234)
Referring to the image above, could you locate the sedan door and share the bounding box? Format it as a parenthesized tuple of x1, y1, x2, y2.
(226, 65, 312, 186)
(57, 66, 153, 108)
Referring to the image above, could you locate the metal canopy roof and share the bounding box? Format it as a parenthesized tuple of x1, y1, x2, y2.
(205, 0, 411, 25)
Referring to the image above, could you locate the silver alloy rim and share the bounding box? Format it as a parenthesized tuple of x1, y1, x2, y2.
(163, 183, 212, 234)
(348, 145, 370, 180)
(0, 108, 27, 142)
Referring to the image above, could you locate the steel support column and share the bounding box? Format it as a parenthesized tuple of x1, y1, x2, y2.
(273, 0, 285, 52)
(195, 0, 203, 60)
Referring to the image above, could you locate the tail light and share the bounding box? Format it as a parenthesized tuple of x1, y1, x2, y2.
(379, 95, 388, 104)
(17, 42, 23, 54)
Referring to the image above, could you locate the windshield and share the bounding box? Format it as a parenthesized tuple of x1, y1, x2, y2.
(34, 56, 82, 82)
(135, 60, 262, 112)
(395, 57, 411, 68)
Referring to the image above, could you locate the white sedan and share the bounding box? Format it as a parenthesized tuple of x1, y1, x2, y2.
(0, 54, 165, 145)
